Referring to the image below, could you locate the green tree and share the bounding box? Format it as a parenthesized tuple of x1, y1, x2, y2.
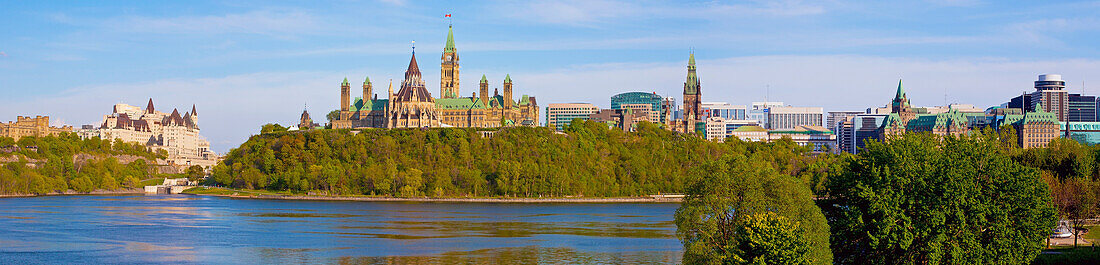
(675, 153, 831, 265)
(186, 165, 205, 181)
(825, 133, 1057, 264)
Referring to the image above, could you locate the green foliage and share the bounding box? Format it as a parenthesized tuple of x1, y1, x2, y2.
(0, 133, 161, 195)
(186, 165, 205, 181)
(675, 153, 831, 265)
(214, 121, 836, 198)
(825, 133, 1057, 264)
(260, 123, 288, 134)
(326, 110, 340, 123)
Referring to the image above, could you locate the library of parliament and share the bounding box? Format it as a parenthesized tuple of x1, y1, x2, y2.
(331, 25, 539, 129)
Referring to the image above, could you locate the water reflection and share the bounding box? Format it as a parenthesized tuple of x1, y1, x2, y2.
(0, 195, 683, 264)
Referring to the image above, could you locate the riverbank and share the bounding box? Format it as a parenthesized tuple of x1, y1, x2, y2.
(183, 187, 682, 203)
(0, 189, 144, 198)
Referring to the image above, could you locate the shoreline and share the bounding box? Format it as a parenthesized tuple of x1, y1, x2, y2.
(0, 189, 144, 198)
(191, 193, 683, 203)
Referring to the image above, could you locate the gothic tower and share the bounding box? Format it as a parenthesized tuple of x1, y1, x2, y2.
(503, 74, 513, 109)
(341, 77, 351, 112)
(891, 79, 915, 123)
(479, 74, 489, 105)
(440, 25, 460, 99)
(682, 52, 702, 133)
(363, 76, 372, 103)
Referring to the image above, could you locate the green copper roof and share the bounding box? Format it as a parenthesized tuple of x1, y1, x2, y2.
(364, 76, 370, 85)
(350, 97, 388, 112)
(895, 79, 904, 99)
(732, 125, 766, 132)
(342, 77, 349, 86)
(684, 53, 700, 95)
(480, 74, 487, 83)
(444, 25, 456, 53)
(435, 97, 487, 110)
(504, 74, 512, 83)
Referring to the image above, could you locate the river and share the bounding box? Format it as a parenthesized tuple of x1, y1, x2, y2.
(0, 194, 683, 264)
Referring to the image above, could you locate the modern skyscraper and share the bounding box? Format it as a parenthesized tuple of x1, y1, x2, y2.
(1031, 74, 1069, 121)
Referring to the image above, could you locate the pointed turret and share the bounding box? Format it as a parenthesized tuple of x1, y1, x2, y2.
(895, 79, 905, 100)
(481, 74, 488, 83)
(445, 25, 456, 53)
(503, 74, 513, 109)
(190, 104, 197, 116)
(146, 98, 155, 113)
(682, 52, 703, 134)
(342, 77, 349, 86)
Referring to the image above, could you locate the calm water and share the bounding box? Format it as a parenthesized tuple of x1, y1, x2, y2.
(0, 195, 683, 264)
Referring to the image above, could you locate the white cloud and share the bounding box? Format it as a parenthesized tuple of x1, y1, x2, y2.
(107, 10, 323, 38)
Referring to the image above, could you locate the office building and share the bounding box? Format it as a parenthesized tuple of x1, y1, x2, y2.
(767, 106, 824, 130)
(546, 103, 599, 131)
(701, 102, 747, 120)
(827, 111, 865, 131)
(611, 92, 664, 124)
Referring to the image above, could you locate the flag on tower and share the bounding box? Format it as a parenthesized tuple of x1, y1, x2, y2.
(445, 14, 451, 18)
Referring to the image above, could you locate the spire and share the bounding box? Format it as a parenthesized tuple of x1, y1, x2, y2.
(684, 52, 699, 95)
(504, 74, 512, 83)
(342, 77, 349, 86)
(895, 79, 905, 99)
(191, 104, 197, 116)
(364, 76, 371, 85)
(481, 74, 488, 83)
(444, 25, 456, 53)
(146, 98, 155, 113)
(406, 50, 420, 76)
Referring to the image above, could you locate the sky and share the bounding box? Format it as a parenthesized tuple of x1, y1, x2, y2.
(2, 0, 1100, 152)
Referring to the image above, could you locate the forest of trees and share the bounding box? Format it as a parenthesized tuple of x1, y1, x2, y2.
(0, 133, 164, 195)
(212, 120, 841, 198)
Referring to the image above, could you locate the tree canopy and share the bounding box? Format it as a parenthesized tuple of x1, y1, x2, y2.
(824, 133, 1056, 264)
(675, 152, 831, 265)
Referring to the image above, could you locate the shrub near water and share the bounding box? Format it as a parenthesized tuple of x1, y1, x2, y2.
(0, 134, 163, 195)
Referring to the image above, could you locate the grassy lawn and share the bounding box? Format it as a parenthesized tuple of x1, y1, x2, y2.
(182, 187, 291, 196)
(1034, 247, 1100, 265)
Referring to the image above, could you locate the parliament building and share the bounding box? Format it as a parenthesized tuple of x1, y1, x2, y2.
(332, 25, 539, 129)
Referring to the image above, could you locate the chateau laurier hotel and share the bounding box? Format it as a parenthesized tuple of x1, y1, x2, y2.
(332, 25, 539, 129)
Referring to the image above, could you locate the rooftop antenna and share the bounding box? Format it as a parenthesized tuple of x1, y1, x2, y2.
(411, 40, 415, 54)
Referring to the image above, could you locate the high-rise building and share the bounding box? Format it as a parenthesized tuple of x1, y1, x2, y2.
(1069, 93, 1097, 122)
(827, 111, 865, 131)
(611, 92, 664, 124)
(681, 52, 702, 134)
(661, 97, 676, 127)
(1031, 74, 1069, 122)
(747, 101, 783, 126)
(767, 106, 823, 130)
(835, 114, 887, 154)
(546, 103, 599, 131)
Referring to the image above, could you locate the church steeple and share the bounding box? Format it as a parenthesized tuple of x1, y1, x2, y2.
(440, 24, 460, 99)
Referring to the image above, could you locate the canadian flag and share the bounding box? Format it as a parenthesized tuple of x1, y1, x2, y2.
(445, 14, 451, 18)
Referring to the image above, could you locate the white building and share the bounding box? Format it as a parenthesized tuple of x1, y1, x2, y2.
(767, 106, 823, 130)
(701, 102, 747, 120)
(91, 99, 219, 169)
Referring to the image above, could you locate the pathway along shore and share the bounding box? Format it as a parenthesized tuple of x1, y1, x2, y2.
(194, 193, 683, 203)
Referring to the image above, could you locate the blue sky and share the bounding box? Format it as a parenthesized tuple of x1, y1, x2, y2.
(2, 0, 1100, 152)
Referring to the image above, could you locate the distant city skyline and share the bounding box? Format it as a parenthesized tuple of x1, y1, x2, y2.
(2, 0, 1100, 152)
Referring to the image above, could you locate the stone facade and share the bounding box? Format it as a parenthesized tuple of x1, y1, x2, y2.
(679, 53, 702, 134)
(0, 116, 72, 141)
(91, 99, 219, 168)
(333, 25, 539, 129)
(878, 80, 972, 139)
